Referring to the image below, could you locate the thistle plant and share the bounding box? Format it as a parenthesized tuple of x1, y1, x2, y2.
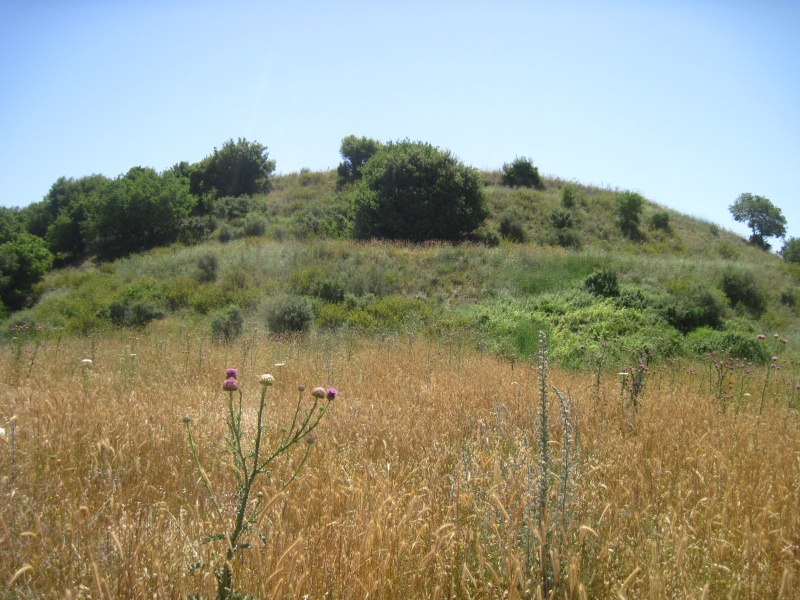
(184, 368, 334, 599)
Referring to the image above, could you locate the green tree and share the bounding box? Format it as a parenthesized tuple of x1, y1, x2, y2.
(781, 237, 800, 264)
(337, 135, 382, 185)
(0, 207, 23, 244)
(501, 156, 545, 189)
(729, 193, 787, 250)
(189, 138, 275, 199)
(352, 140, 488, 242)
(615, 191, 645, 239)
(0, 233, 53, 310)
(83, 167, 195, 261)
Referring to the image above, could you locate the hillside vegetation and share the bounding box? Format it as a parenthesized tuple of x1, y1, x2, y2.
(3, 166, 799, 369)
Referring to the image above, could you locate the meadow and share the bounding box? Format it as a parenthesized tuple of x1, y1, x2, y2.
(2, 328, 799, 598)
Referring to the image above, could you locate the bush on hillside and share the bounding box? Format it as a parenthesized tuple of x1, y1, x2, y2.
(498, 208, 528, 243)
(352, 140, 488, 242)
(649, 211, 671, 231)
(664, 285, 725, 333)
(264, 295, 313, 333)
(561, 183, 577, 209)
(584, 269, 620, 298)
(685, 327, 769, 363)
(615, 191, 645, 239)
(101, 298, 164, 328)
(719, 269, 766, 315)
(195, 251, 219, 283)
(210, 305, 244, 341)
(501, 157, 545, 190)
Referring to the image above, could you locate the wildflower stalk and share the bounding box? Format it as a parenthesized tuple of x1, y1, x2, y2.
(185, 372, 332, 599)
(536, 331, 552, 597)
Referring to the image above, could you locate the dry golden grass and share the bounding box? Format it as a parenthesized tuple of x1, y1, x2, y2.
(1, 331, 799, 598)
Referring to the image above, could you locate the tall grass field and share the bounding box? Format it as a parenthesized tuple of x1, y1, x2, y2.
(2, 329, 799, 598)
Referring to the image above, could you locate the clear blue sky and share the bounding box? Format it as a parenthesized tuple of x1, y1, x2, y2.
(2, 0, 798, 241)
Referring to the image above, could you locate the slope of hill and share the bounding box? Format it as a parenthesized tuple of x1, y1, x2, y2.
(3, 170, 799, 368)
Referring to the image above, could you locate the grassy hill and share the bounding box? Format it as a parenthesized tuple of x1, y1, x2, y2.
(4, 169, 799, 368)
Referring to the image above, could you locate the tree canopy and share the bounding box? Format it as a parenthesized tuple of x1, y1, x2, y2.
(352, 140, 488, 242)
(729, 193, 787, 250)
(83, 167, 195, 261)
(615, 191, 645, 239)
(0, 232, 53, 310)
(337, 135, 382, 185)
(189, 138, 275, 199)
(781, 237, 800, 264)
(501, 157, 545, 189)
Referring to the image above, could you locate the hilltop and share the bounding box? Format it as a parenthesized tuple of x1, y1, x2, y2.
(4, 166, 799, 368)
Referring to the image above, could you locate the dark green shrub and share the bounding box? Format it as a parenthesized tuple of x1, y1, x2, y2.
(190, 138, 275, 199)
(664, 285, 725, 333)
(337, 135, 382, 185)
(178, 216, 212, 245)
(649, 211, 670, 231)
(352, 140, 488, 242)
(551, 209, 573, 230)
(615, 191, 644, 239)
(242, 213, 267, 237)
(584, 269, 620, 298)
(501, 157, 545, 189)
(473, 225, 500, 247)
(498, 208, 528, 243)
(685, 327, 769, 363)
(210, 305, 244, 341)
(554, 228, 581, 249)
(780, 288, 797, 308)
(561, 183, 577, 209)
(195, 251, 219, 283)
(215, 223, 236, 243)
(780, 237, 800, 264)
(264, 295, 313, 333)
(719, 269, 766, 315)
(102, 298, 164, 328)
(213, 196, 254, 220)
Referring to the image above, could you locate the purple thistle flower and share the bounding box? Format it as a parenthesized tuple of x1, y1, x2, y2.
(225, 368, 238, 379)
(223, 377, 239, 392)
(327, 388, 338, 401)
(757, 334, 766, 340)
(311, 387, 326, 399)
(772, 356, 779, 362)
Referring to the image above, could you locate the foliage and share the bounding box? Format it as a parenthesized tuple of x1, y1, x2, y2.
(583, 268, 620, 298)
(264, 295, 313, 333)
(550, 209, 573, 230)
(781, 237, 800, 264)
(719, 268, 766, 315)
(498, 208, 528, 243)
(615, 191, 644, 239)
(500, 156, 545, 189)
(0, 206, 23, 243)
(242, 213, 268, 238)
(729, 193, 787, 250)
(0, 232, 53, 310)
(685, 327, 769, 363)
(101, 298, 164, 328)
(83, 167, 196, 261)
(648, 211, 671, 231)
(210, 305, 244, 341)
(337, 135, 382, 185)
(190, 138, 276, 199)
(352, 140, 488, 242)
(664, 284, 725, 333)
(561, 183, 577, 209)
(195, 251, 219, 283)
(40, 175, 110, 258)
